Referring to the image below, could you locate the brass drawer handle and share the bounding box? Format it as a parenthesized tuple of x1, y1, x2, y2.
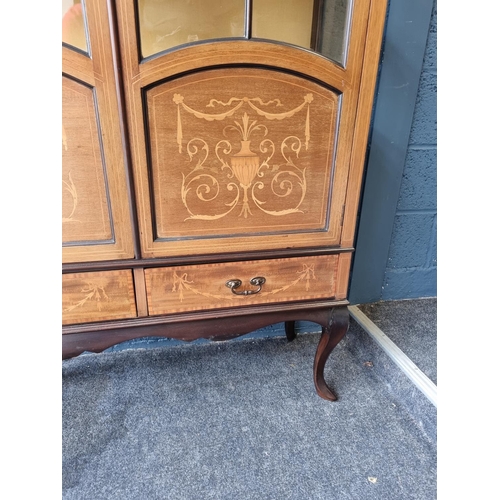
(225, 277, 266, 296)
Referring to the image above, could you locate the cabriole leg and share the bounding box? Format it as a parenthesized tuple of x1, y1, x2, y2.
(285, 321, 296, 341)
(313, 306, 350, 401)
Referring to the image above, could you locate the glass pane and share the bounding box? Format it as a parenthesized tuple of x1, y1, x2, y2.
(138, 0, 245, 58)
(252, 0, 316, 50)
(62, 0, 89, 53)
(252, 0, 352, 66)
(316, 0, 351, 65)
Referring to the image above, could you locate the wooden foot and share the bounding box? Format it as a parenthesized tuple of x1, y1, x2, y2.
(285, 321, 296, 341)
(313, 306, 350, 401)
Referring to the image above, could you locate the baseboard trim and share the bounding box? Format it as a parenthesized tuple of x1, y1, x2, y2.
(348, 305, 437, 407)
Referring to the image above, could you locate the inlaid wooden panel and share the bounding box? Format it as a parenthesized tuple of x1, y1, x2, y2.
(145, 255, 339, 315)
(62, 270, 137, 325)
(62, 76, 113, 243)
(147, 68, 339, 243)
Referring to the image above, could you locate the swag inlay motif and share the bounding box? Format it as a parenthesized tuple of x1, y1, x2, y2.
(170, 263, 317, 302)
(173, 94, 313, 219)
(63, 282, 110, 312)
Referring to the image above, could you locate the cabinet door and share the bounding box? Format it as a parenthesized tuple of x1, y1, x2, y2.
(116, 0, 386, 258)
(62, 0, 134, 263)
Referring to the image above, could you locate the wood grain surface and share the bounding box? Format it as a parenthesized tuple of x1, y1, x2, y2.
(62, 270, 137, 325)
(145, 255, 339, 315)
(62, 0, 134, 263)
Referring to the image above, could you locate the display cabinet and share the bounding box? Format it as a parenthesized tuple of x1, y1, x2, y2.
(62, 0, 388, 401)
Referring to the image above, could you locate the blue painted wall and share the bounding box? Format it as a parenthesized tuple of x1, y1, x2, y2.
(381, 1, 437, 300)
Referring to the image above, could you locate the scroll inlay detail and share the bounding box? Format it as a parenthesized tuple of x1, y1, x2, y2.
(173, 94, 313, 220)
(62, 172, 79, 223)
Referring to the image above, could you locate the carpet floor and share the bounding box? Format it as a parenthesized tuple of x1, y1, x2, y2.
(63, 321, 436, 499)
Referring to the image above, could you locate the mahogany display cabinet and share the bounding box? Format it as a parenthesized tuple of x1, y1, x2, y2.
(62, 0, 388, 400)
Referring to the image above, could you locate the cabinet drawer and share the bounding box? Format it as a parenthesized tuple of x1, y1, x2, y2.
(62, 270, 137, 325)
(145, 255, 339, 315)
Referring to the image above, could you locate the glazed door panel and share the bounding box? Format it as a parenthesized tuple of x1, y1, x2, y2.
(62, 0, 134, 263)
(116, 0, 373, 259)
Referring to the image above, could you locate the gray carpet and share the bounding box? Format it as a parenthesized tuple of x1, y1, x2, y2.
(344, 319, 436, 443)
(63, 327, 436, 499)
(357, 299, 437, 384)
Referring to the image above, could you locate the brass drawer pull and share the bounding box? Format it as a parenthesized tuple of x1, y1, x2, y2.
(225, 277, 266, 296)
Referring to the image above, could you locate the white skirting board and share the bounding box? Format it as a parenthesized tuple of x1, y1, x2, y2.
(348, 305, 437, 408)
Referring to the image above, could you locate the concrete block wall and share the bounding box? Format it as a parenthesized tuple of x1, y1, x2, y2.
(381, 0, 437, 300)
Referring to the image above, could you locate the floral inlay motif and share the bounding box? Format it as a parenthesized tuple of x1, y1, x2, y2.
(64, 282, 110, 312)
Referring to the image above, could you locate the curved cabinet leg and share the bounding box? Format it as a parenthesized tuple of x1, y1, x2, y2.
(313, 306, 350, 401)
(285, 321, 296, 341)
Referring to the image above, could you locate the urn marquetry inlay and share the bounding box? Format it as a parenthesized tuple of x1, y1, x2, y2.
(147, 68, 339, 241)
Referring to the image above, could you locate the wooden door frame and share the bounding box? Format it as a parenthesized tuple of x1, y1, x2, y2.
(348, 0, 435, 304)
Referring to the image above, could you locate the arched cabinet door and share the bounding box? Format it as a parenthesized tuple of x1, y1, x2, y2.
(116, 0, 386, 259)
(62, 0, 134, 263)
